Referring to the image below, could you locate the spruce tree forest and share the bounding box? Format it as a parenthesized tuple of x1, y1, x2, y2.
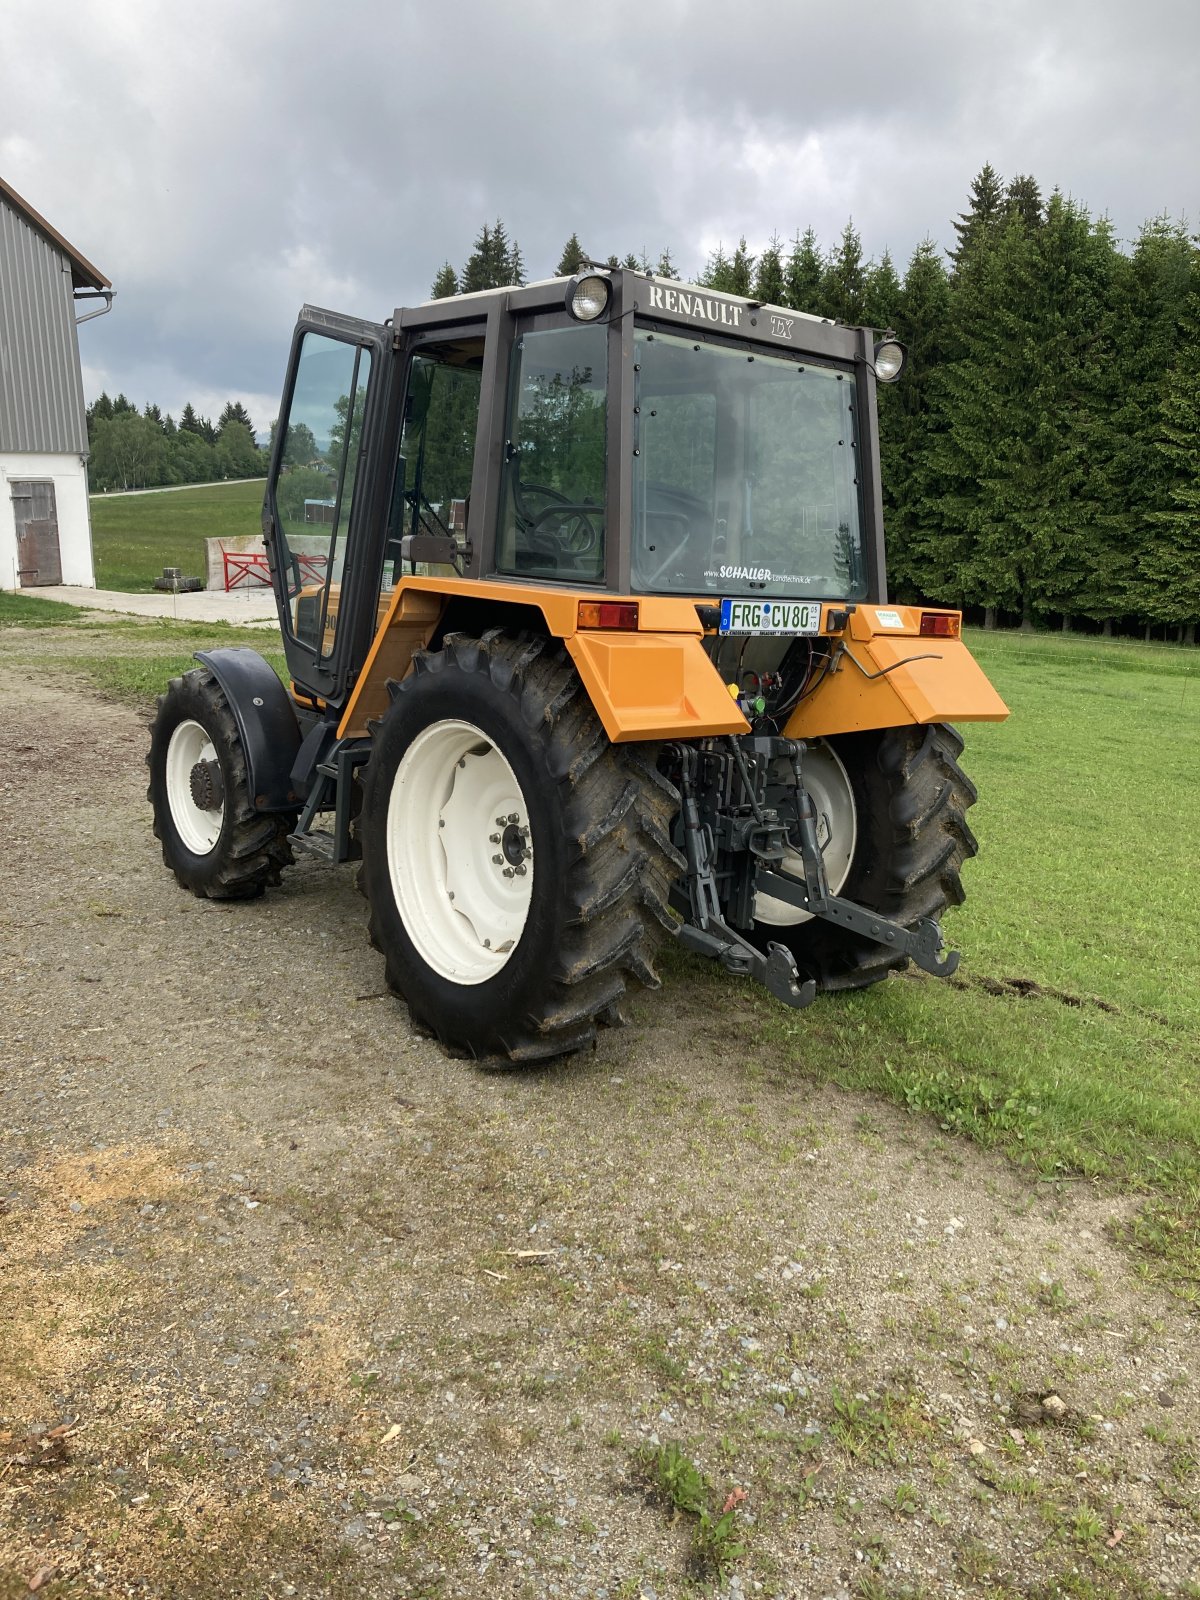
(91, 169, 1200, 640)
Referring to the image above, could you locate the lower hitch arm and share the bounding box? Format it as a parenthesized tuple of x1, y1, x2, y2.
(755, 865, 961, 979)
(668, 743, 817, 1010)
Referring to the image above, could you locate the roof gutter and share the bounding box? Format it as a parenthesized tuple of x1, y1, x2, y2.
(74, 288, 115, 325)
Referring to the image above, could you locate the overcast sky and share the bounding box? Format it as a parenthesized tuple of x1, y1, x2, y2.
(2, 0, 1197, 434)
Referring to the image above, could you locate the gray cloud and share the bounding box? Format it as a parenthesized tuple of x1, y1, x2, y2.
(3, 0, 1196, 424)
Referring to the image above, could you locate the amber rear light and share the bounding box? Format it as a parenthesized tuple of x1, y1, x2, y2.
(577, 601, 639, 630)
(919, 612, 961, 638)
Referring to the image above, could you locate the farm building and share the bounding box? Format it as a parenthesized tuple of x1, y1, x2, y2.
(0, 176, 112, 590)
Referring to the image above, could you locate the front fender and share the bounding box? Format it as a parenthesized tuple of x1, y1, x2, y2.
(195, 647, 302, 811)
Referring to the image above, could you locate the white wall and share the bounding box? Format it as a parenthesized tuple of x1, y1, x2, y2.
(0, 452, 95, 590)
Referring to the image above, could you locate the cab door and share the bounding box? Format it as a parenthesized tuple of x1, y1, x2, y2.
(264, 307, 396, 708)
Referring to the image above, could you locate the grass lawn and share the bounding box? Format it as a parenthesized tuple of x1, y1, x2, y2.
(4, 610, 1200, 1285)
(702, 629, 1200, 1290)
(0, 592, 86, 626)
(89, 478, 265, 590)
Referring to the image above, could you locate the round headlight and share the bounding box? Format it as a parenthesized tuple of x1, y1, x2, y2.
(566, 273, 611, 322)
(873, 338, 906, 383)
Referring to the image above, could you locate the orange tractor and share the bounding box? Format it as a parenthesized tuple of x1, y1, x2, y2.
(148, 269, 1008, 1060)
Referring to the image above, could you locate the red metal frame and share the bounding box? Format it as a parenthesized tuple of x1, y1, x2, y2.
(222, 548, 327, 591)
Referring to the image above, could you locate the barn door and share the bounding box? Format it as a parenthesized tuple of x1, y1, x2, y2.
(12, 481, 63, 587)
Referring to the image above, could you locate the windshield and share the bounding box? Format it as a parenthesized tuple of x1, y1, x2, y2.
(631, 327, 866, 598)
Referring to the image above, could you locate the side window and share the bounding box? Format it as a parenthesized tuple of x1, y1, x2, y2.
(496, 325, 607, 583)
(273, 333, 371, 658)
(379, 340, 483, 606)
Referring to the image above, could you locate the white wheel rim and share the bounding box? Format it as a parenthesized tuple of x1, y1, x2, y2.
(386, 719, 534, 984)
(756, 740, 858, 927)
(165, 718, 224, 855)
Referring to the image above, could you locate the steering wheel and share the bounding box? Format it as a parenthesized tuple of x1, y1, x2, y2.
(518, 481, 600, 557)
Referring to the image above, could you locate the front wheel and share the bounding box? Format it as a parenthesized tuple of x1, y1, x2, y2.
(147, 667, 296, 899)
(358, 632, 683, 1063)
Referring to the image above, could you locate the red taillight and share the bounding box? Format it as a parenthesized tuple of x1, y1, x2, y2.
(577, 601, 639, 630)
(919, 612, 961, 638)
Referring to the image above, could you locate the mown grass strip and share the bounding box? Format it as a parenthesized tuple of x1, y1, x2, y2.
(0, 593, 87, 626)
(0, 615, 286, 704)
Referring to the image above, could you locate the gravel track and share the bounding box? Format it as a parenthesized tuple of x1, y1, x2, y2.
(2, 657, 1199, 1600)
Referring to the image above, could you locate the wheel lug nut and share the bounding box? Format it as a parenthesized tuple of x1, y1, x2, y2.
(492, 855, 503, 865)
(489, 833, 501, 843)
(515, 863, 527, 876)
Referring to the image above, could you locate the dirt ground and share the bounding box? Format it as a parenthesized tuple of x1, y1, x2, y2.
(3, 654, 1199, 1600)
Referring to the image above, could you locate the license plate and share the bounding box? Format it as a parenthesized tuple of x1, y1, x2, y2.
(719, 599, 823, 636)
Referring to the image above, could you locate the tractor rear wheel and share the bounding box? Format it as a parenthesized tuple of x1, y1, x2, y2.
(147, 667, 296, 899)
(761, 722, 978, 990)
(358, 631, 682, 1063)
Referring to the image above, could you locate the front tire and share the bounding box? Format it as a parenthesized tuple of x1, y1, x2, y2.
(147, 668, 295, 899)
(359, 632, 683, 1063)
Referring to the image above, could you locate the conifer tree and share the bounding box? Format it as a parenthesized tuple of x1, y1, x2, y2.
(728, 237, 754, 295)
(460, 223, 496, 293)
(752, 234, 786, 305)
(219, 400, 255, 437)
(698, 241, 732, 290)
(933, 195, 1117, 625)
(654, 248, 679, 280)
(1005, 174, 1043, 232)
(1144, 242, 1200, 642)
(430, 261, 458, 298)
(784, 228, 824, 313)
(950, 162, 1005, 268)
(556, 233, 585, 275)
(884, 242, 953, 599)
(1101, 218, 1193, 626)
(821, 222, 867, 324)
(864, 250, 902, 329)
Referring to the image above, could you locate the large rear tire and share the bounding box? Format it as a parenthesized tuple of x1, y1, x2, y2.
(358, 631, 683, 1063)
(761, 722, 978, 991)
(147, 667, 296, 900)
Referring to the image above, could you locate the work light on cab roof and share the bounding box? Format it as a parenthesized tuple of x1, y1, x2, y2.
(873, 337, 906, 382)
(146, 264, 1008, 1066)
(565, 271, 611, 321)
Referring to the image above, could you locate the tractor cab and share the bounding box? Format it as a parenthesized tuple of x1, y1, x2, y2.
(262, 270, 896, 718)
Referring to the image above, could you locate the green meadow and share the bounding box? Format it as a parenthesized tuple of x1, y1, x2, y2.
(89, 478, 265, 590)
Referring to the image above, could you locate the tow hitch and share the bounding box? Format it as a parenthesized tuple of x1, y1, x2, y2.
(669, 735, 960, 1007)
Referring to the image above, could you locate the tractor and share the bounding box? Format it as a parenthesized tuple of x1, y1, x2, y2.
(147, 267, 1009, 1061)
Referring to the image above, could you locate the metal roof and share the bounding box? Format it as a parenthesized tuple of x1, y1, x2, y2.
(0, 175, 110, 291)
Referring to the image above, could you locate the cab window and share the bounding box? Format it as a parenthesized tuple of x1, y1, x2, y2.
(273, 333, 371, 658)
(379, 339, 483, 604)
(495, 325, 606, 583)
